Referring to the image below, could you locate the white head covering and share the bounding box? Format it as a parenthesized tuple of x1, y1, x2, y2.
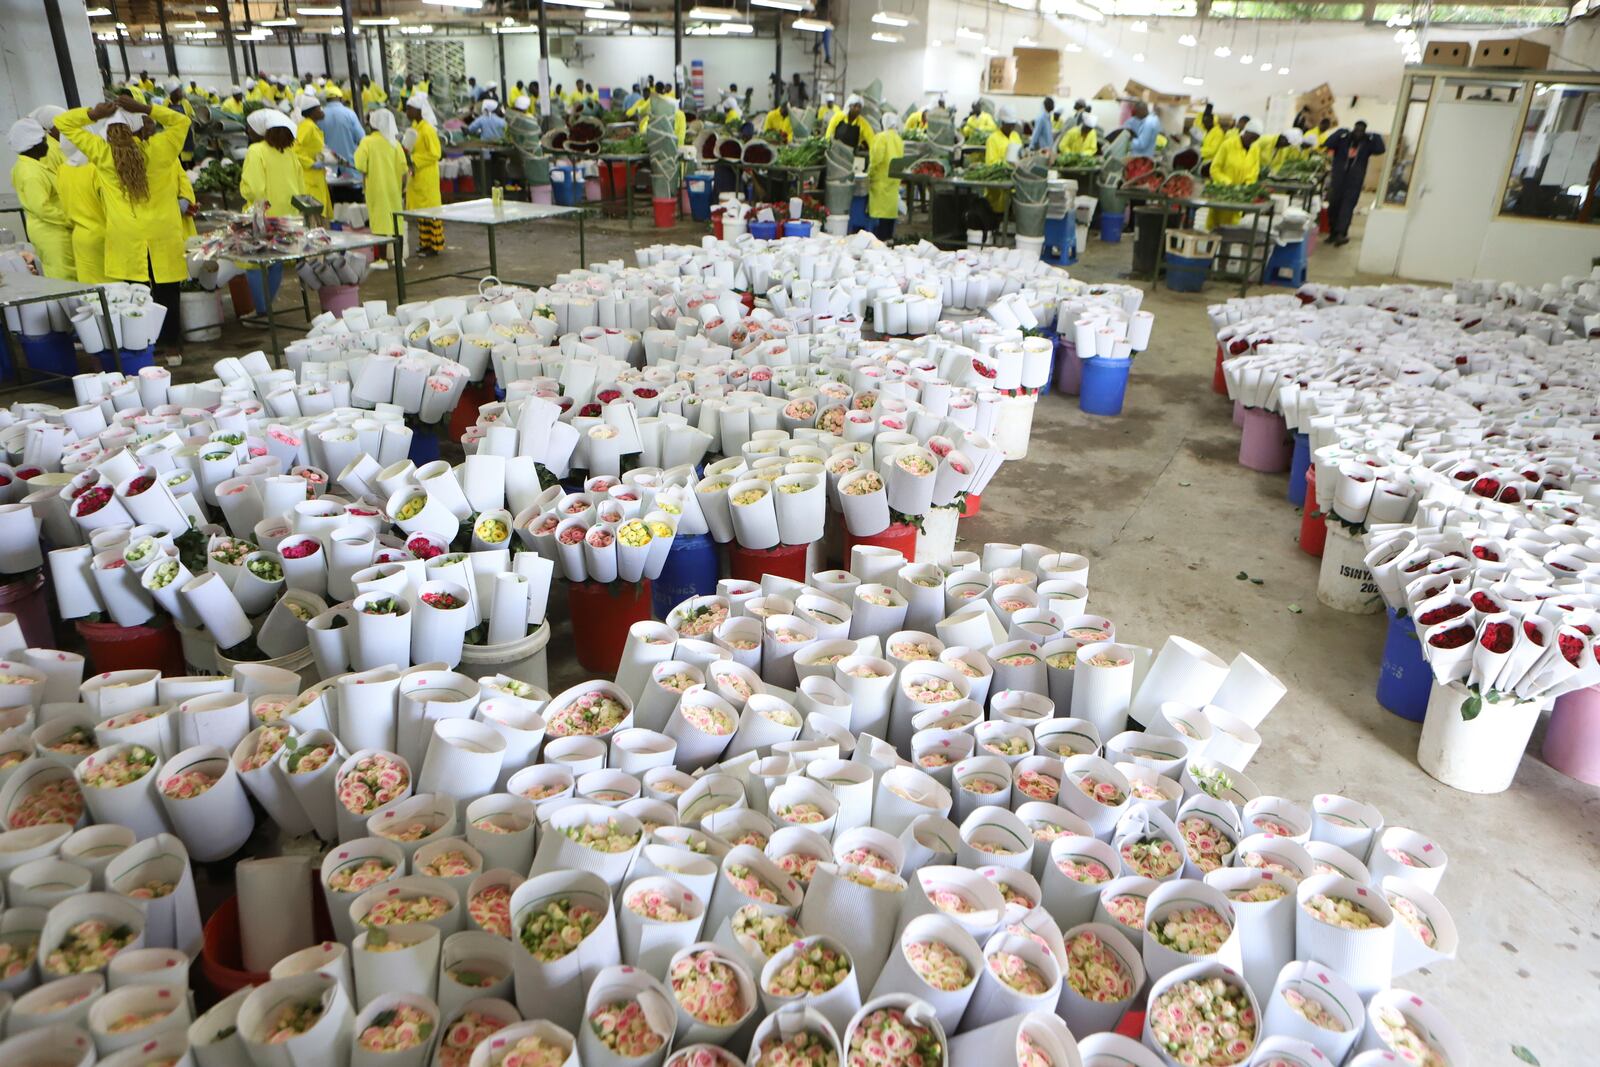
(316, 77, 327, 87)
(230, 85, 242, 95)
(845, 94, 862, 108)
(513, 96, 531, 112)
(7, 119, 46, 153)
(406, 92, 438, 127)
(166, 80, 181, 93)
(27, 105, 65, 130)
(824, 92, 836, 103)
(1083, 113, 1098, 129)
(1301, 129, 1319, 146)
(248, 108, 296, 137)
(882, 111, 901, 132)
(482, 99, 499, 113)
(997, 105, 1017, 123)
(1244, 119, 1264, 135)
(245, 77, 257, 89)
(277, 100, 291, 113)
(488, 82, 498, 90)
(369, 109, 400, 145)
(104, 109, 135, 130)
(293, 92, 320, 123)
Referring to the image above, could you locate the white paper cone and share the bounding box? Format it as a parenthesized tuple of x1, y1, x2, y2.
(507, 870, 622, 1034)
(236, 972, 354, 1067)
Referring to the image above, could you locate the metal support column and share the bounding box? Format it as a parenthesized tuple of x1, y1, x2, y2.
(341, 0, 362, 86)
(243, 8, 259, 79)
(774, 18, 782, 106)
(155, 0, 178, 77)
(290, 31, 301, 79)
(376, 0, 392, 94)
(218, 0, 240, 85)
(42, 0, 83, 108)
(323, 35, 336, 77)
(108, 0, 131, 82)
(497, 30, 508, 101)
(536, 0, 551, 119)
(674, 1, 683, 81)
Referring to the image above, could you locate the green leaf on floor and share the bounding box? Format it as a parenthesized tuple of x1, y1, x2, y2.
(1512, 1045, 1540, 1066)
(1250, 577, 1264, 585)
(1236, 571, 1248, 580)
(1178, 481, 1192, 487)
(1287, 603, 1303, 614)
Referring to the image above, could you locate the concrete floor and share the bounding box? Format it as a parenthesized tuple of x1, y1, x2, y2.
(42, 207, 1593, 1064)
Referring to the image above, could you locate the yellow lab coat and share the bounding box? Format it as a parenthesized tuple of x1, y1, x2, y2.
(240, 141, 306, 218)
(983, 129, 1021, 214)
(10, 155, 74, 279)
(354, 132, 407, 236)
(406, 119, 443, 210)
(825, 111, 874, 148)
(295, 117, 333, 216)
(222, 97, 245, 116)
(761, 109, 793, 143)
(905, 110, 925, 131)
(57, 104, 190, 284)
(177, 168, 198, 239)
(1200, 124, 1225, 163)
(963, 112, 997, 139)
(1208, 134, 1262, 228)
(867, 127, 904, 220)
(1058, 127, 1097, 156)
(362, 84, 389, 110)
(55, 160, 106, 283)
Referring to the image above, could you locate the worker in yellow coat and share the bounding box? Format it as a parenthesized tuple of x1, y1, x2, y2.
(1208, 119, 1263, 228)
(360, 74, 387, 112)
(221, 86, 245, 117)
(866, 112, 905, 242)
(983, 107, 1022, 215)
(7, 119, 75, 279)
(58, 97, 190, 347)
(355, 110, 407, 267)
(240, 109, 306, 216)
(825, 95, 874, 148)
(404, 93, 445, 255)
(55, 132, 105, 283)
(292, 93, 333, 217)
(962, 101, 997, 140)
(639, 81, 686, 145)
(27, 106, 67, 176)
(761, 103, 793, 143)
(1057, 113, 1098, 156)
(904, 108, 925, 132)
(816, 92, 839, 129)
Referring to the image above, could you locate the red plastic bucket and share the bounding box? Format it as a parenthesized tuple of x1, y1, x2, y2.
(0, 572, 54, 650)
(711, 209, 724, 240)
(199, 884, 334, 1008)
(728, 542, 808, 585)
(440, 177, 457, 201)
(449, 373, 497, 443)
(1213, 343, 1227, 395)
(1300, 466, 1327, 558)
(569, 580, 654, 674)
(960, 494, 982, 519)
(608, 161, 632, 198)
(77, 617, 186, 676)
(653, 197, 677, 229)
(228, 274, 253, 318)
(843, 522, 920, 566)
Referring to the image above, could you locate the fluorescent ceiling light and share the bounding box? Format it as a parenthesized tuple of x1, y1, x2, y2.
(422, 0, 484, 8)
(545, 0, 603, 6)
(1260, 61, 1272, 71)
(871, 31, 904, 42)
(752, 0, 809, 9)
(1064, 42, 1082, 52)
(1178, 33, 1196, 46)
(792, 17, 831, 31)
(930, 38, 942, 46)
(185, 30, 218, 39)
(956, 26, 983, 39)
(1213, 45, 1230, 57)
(872, 11, 911, 27)
(174, 20, 206, 29)
(143, 30, 161, 38)
(359, 16, 399, 25)
(1182, 75, 1204, 86)
(400, 24, 436, 34)
(86, 6, 111, 16)
(689, 5, 738, 18)
(587, 8, 630, 19)
(1240, 53, 1253, 63)
(981, 45, 1000, 55)
(496, 24, 541, 33)
(1279, 66, 1290, 74)
(296, 5, 342, 14)
(259, 18, 296, 27)
(723, 21, 754, 32)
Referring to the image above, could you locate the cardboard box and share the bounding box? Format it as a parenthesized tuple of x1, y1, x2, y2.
(985, 57, 1016, 93)
(1472, 37, 1551, 69)
(1013, 47, 1060, 96)
(1423, 41, 1471, 66)
(1123, 79, 1190, 107)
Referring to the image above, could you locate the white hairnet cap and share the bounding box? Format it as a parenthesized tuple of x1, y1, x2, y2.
(245, 77, 257, 88)
(513, 96, 530, 111)
(166, 80, 181, 92)
(1084, 113, 1098, 129)
(998, 105, 1017, 123)
(824, 92, 836, 102)
(248, 109, 297, 136)
(482, 99, 499, 113)
(29, 105, 65, 128)
(230, 85, 242, 94)
(846, 94, 862, 107)
(1301, 129, 1319, 146)
(7, 118, 46, 153)
(296, 93, 320, 112)
(1244, 119, 1263, 135)
(882, 111, 901, 131)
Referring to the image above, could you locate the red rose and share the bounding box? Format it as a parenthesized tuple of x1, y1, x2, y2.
(1418, 603, 1469, 626)
(1471, 545, 1499, 562)
(1479, 622, 1513, 654)
(1428, 626, 1473, 650)
(1558, 632, 1586, 666)
(1469, 592, 1500, 614)
(1523, 622, 1544, 645)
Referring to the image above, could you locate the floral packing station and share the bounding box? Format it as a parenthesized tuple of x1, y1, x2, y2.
(0, 232, 1452, 1067)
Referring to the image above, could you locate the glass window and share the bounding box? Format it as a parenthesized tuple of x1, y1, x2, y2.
(1384, 76, 1433, 206)
(1500, 82, 1600, 225)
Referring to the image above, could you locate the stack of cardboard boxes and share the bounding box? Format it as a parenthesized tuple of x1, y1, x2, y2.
(1423, 37, 1550, 69)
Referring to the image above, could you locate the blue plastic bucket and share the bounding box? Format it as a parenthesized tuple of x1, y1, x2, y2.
(750, 221, 779, 240)
(687, 174, 715, 221)
(651, 533, 719, 620)
(1079, 356, 1132, 417)
(1376, 608, 1430, 722)
(551, 166, 581, 206)
(102, 345, 156, 374)
(783, 220, 813, 238)
(848, 194, 870, 234)
(1288, 432, 1311, 507)
(18, 332, 76, 383)
(1099, 210, 1126, 243)
(1164, 252, 1210, 292)
(246, 264, 284, 314)
(407, 427, 441, 465)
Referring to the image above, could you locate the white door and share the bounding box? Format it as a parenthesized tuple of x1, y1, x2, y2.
(1396, 97, 1520, 282)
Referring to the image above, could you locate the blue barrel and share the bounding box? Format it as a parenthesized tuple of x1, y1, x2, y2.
(247, 263, 284, 314)
(407, 426, 441, 465)
(1099, 210, 1126, 243)
(1079, 356, 1132, 417)
(1376, 608, 1431, 722)
(848, 194, 870, 234)
(652, 533, 719, 620)
(1288, 432, 1311, 507)
(1164, 252, 1210, 292)
(18, 332, 76, 384)
(102, 345, 155, 374)
(687, 174, 715, 221)
(551, 166, 581, 206)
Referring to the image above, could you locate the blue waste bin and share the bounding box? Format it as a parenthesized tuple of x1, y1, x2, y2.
(408, 426, 441, 465)
(783, 220, 813, 238)
(1099, 210, 1126, 242)
(1288, 432, 1311, 507)
(750, 221, 779, 240)
(1079, 356, 1132, 416)
(247, 264, 284, 315)
(1164, 252, 1210, 292)
(102, 345, 156, 374)
(686, 174, 715, 221)
(1376, 608, 1430, 722)
(18, 333, 76, 384)
(652, 533, 719, 620)
(551, 166, 582, 206)
(848, 194, 870, 234)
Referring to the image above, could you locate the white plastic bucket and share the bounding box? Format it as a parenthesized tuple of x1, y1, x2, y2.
(1015, 235, 1045, 260)
(1317, 524, 1382, 615)
(993, 394, 1038, 460)
(215, 643, 318, 693)
(176, 622, 219, 675)
(824, 215, 849, 237)
(458, 621, 552, 694)
(1417, 679, 1548, 794)
(180, 290, 224, 342)
(916, 506, 961, 564)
